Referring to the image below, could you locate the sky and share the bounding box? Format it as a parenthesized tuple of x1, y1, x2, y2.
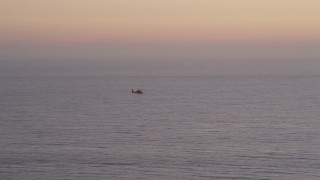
(1, 0, 320, 75)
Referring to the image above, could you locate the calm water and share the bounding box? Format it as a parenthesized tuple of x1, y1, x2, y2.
(1, 75, 320, 179)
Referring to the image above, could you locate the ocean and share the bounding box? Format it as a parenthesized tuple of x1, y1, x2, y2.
(1, 74, 320, 179)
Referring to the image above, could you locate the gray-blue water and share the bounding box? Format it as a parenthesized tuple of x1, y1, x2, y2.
(1, 75, 320, 179)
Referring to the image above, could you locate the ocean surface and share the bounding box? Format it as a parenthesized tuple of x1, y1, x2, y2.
(1, 74, 320, 179)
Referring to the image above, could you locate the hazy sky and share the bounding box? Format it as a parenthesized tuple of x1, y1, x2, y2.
(1, 0, 320, 43)
(1, 0, 320, 75)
